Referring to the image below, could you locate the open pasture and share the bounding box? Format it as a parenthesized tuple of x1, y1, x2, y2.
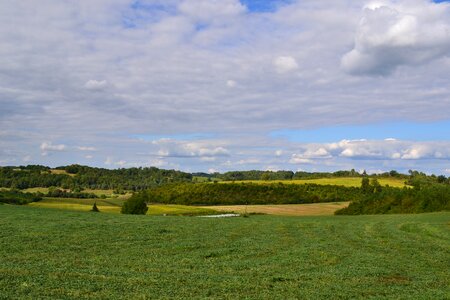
(0, 205, 448, 299)
(202, 201, 350, 216)
(29, 198, 216, 216)
(222, 177, 407, 188)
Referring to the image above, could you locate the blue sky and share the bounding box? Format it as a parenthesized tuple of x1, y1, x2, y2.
(0, 0, 449, 175)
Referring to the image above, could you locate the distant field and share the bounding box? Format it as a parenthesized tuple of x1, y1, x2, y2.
(49, 169, 75, 176)
(0, 205, 448, 299)
(20, 188, 129, 198)
(31, 198, 347, 216)
(29, 198, 216, 216)
(222, 177, 407, 188)
(202, 202, 350, 216)
(23, 187, 50, 193)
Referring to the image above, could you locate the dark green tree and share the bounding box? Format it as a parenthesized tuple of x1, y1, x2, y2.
(361, 177, 371, 193)
(371, 178, 382, 193)
(91, 202, 100, 212)
(121, 194, 148, 215)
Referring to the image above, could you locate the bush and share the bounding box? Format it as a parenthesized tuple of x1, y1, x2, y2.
(91, 202, 100, 212)
(121, 194, 148, 215)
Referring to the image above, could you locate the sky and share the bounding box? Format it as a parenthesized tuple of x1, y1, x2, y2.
(0, 0, 449, 175)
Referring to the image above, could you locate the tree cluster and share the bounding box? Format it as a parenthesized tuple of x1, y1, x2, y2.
(137, 182, 363, 206)
(0, 190, 42, 205)
(336, 179, 450, 215)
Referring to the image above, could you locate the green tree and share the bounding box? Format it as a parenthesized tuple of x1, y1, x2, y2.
(371, 178, 382, 193)
(121, 194, 148, 215)
(361, 177, 371, 193)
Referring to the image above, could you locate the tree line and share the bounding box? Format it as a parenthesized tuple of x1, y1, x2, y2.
(130, 182, 363, 206)
(0, 165, 192, 191)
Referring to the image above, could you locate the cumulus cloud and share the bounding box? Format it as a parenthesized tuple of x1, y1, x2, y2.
(40, 142, 66, 156)
(289, 155, 314, 165)
(84, 80, 108, 91)
(40, 142, 66, 152)
(342, 0, 450, 75)
(293, 139, 450, 161)
(273, 56, 299, 73)
(152, 138, 229, 158)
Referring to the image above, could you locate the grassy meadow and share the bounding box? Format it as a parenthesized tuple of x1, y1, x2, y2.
(29, 197, 217, 216)
(221, 177, 407, 188)
(0, 205, 448, 299)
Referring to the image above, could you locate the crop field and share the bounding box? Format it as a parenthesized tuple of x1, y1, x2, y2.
(30, 198, 347, 216)
(29, 198, 217, 216)
(222, 177, 407, 188)
(202, 202, 350, 216)
(0, 205, 448, 299)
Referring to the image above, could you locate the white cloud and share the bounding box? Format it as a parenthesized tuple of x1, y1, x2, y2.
(77, 146, 96, 151)
(208, 168, 218, 174)
(275, 150, 283, 157)
(274, 56, 299, 73)
(293, 139, 450, 161)
(85, 155, 93, 159)
(152, 138, 229, 158)
(178, 0, 245, 24)
(84, 80, 108, 91)
(342, 0, 450, 75)
(289, 155, 314, 165)
(40, 142, 66, 156)
(226, 80, 236, 88)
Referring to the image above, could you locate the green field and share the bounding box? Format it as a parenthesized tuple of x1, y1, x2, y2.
(0, 205, 448, 299)
(223, 177, 407, 188)
(29, 198, 216, 216)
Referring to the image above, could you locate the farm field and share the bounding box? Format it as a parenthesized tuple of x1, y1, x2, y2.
(0, 205, 448, 299)
(29, 198, 217, 216)
(30, 197, 348, 216)
(222, 177, 407, 188)
(202, 202, 350, 216)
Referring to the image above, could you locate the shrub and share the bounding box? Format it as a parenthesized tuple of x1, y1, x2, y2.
(91, 202, 100, 212)
(121, 194, 148, 215)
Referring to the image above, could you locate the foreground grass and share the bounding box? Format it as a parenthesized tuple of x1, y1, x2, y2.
(223, 177, 407, 188)
(0, 205, 448, 299)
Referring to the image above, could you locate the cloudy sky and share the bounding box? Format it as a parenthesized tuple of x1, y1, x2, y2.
(1, 0, 450, 175)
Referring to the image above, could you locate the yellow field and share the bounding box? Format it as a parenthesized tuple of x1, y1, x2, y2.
(220, 177, 407, 188)
(29, 202, 122, 213)
(29, 198, 216, 216)
(200, 202, 350, 216)
(50, 169, 75, 176)
(23, 187, 50, 193)
(20, 188, 130, 198)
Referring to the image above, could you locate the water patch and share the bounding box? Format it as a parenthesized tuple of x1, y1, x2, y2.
(198, 214, 240, 218)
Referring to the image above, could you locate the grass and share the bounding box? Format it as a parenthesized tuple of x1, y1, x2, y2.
(0, 205, 448, 299)
(201, 202, 350, 216)
(222, 177, 407, 188)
